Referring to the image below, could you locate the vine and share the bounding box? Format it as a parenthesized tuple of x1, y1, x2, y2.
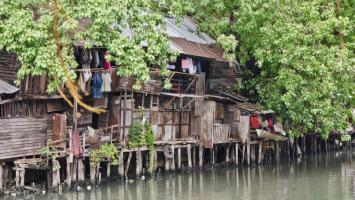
(128, 107, 156, 173)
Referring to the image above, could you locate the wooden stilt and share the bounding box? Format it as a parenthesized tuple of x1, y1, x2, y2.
(107, 163, 111, 179)
(52, 159, 61, 188)
(199, 144, 203, 168)
(247, 141, 251, 165)
(78, 159, 85, 182)
(250, 144, 255, 163)
(177, 147, 182, 169)
(66, 156, 72, 187)
(187, 144, 192, 168)
(90, 162, 96, 184)
(125, 152, 132, 180)
(20, 165, 25, 187)
(170, 145, 176, 170)
(165, 154, 170, 171)
(192, 146, 196, 167)
(258, 141, 263, 164)
(235, 143, 239, 165)
(72, 158, 78, 183)
(118, 150, 124, 178)
(211, 148, 215, 164)
(275, 141, 280, 161)
(0, 162, 3, 189)
(226, 145, 230, 163)
(136, 149, 142, 177)
(242, 144, 245, 163)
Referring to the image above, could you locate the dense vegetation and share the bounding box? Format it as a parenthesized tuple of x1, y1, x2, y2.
(192, 0, 354, 138)
(1, 0, 354, 138)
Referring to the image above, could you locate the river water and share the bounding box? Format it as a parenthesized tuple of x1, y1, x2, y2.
(11, 152, 355, 200)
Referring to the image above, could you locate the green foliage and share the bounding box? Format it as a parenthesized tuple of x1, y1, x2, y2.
(41, 146, 58, 159)
(341, 135, 351, 143)
(0, 0, 189, 91)
(128, 121, 156, 172)
(216, 34, 237, 62)
(90, 143, 119, 166)
(192, 0, 354, 139)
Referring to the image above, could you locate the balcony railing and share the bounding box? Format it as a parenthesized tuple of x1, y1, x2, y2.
(212, 123, 235, 143)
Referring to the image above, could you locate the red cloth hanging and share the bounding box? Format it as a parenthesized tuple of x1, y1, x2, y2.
(268, 117, 273, 128)
(250, 115, 260, 129)
(104, 51, 111, 70)
(72, 131, 82, 157)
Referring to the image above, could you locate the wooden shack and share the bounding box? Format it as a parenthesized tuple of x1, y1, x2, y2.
(0, 17, 272, 190)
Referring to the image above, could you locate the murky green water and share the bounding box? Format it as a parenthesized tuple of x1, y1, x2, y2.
(11, 152, 355, 200)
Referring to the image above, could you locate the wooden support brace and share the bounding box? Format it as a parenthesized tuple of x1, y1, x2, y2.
(258, 141, 263, 164)
(125, 152, 132, 180)
(170, 145, 176, 170)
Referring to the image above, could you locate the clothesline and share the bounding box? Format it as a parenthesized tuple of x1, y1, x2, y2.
(73, 68, 115, 72)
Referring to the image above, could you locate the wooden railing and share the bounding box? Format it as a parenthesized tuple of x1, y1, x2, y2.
(212, 123, 234, 143)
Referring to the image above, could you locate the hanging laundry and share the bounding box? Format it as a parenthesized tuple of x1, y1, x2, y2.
(188, 59, 197, 74)
(93, 72, 103, 98)
(97, 49, 105, 67)
(74, 47, 91, 68)
(101, 71, 112, 92)
(195, 60, 202, 74)
(250, 115, 260, 129)
(181, 57, 190, 73)
(167, 64, 176, 70)
(78, 73, 86, 93)
(90, 49, 100, 68)
(104, 51, 112, 70)
(72, 131, 82, 157)
(268, 116, 274, 128)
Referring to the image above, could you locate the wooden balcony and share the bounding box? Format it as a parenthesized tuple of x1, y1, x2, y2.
(212, 123, 236, 144)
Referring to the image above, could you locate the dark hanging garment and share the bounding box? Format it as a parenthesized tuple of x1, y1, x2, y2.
(97, 49, 105, 67)
(90, 49, 100, 68)
(92, 72, 103, 98)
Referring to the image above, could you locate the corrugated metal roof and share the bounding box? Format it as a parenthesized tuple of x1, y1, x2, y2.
(0, 79, 19, 95)
(165, 17, 215, 45)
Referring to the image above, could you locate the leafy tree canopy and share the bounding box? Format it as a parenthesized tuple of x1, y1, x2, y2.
(0, 0, 192, 112)
(192, 0, 354, 138)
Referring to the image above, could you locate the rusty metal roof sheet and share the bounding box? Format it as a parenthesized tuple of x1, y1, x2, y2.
(170, 37, 224, 61)
(0, 79, 19, 95)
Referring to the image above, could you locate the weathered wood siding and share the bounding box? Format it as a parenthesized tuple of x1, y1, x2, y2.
(0, 117, 52, 160)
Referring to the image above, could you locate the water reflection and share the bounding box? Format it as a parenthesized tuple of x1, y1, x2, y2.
(15, 152, 355, 200)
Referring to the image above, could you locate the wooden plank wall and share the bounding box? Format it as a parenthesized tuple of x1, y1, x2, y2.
(201, 101, 215, 148)
(0, 117, 52, 160)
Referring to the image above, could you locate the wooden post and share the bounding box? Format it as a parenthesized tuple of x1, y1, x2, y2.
(72, 158, 78, 183)
(211, 148, 215, 164)
(226, 145, 230, 163)
(275, 141, 280, 161)
(235, 143, 239, 165)
(258, 141, 263, 164)
(192, 146, 196, 167)
(0, 162, 3, 189)
(107, 163, 111, 179)
(66, 156, 72, 187)
(177, 147, 182, 169)
(250, 144, 255, 163)
(20, 166, 25, 187)
(118, 150, 124, 178)
(170, 145, 175, 170)
(90, 162, 96, 184)
(125, 152, 132, 180)
(187, 144, 192, 168)
(136, 149, 142, 177)
(246, 141, 250, 165)
(242, 144, 245, 163)
(78, 159, 85, 182)
(165, 154, 170, 171)
(199, 144, 203, 168)
(52, 159, 61, 188)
